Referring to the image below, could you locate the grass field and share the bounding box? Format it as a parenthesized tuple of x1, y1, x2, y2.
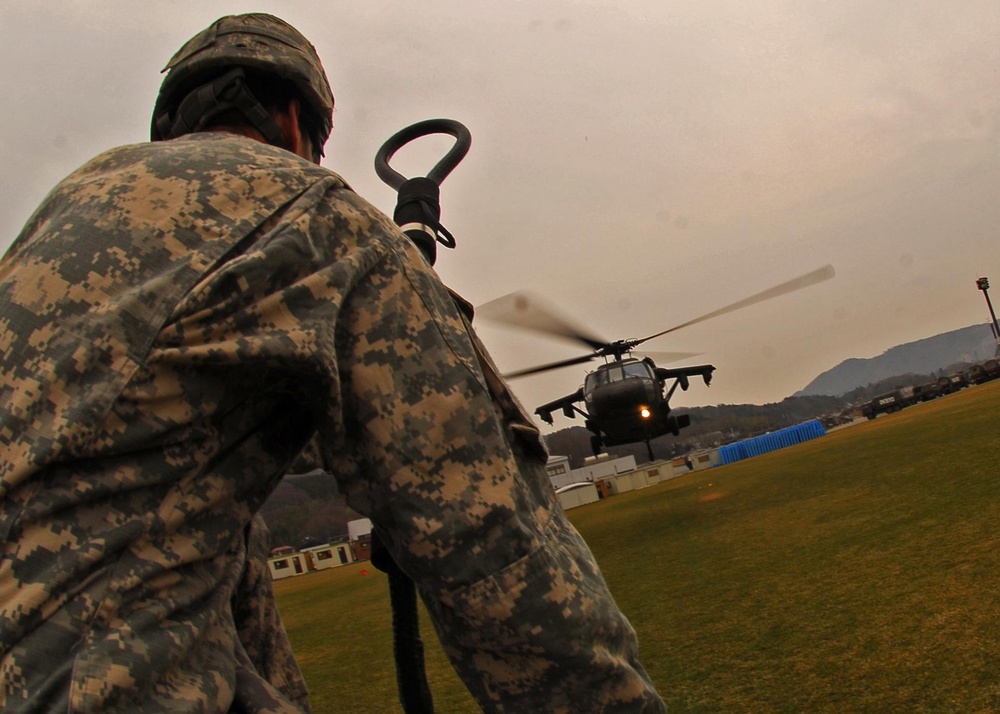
(275, 379, 1000, 712)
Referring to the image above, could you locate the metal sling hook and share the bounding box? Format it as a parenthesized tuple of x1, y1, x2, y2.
(375, 118, 471, 265)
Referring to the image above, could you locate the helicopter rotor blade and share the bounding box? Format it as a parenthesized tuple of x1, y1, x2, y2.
(503, 353, 599, 379)
(635, 264, 835, 346)
(476, 290, 609, 351)
(633, 351, 703, 364)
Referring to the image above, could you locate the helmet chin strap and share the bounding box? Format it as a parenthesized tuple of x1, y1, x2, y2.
(155, 67, 283, 145)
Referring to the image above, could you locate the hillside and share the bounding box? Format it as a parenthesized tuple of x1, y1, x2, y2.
(795, 322, 998, 397)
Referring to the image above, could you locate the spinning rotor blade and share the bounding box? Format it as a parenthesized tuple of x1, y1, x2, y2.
(502, 350, 702, 380)
(503, 353, 599, 379)
(635, 264, 835, 346)
(477, 291, 609, 351)
(633, 351, 703, 364)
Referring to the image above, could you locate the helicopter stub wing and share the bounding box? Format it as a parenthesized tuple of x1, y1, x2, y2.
(534, 388, 586, 425)
(655, 364, 716, 389)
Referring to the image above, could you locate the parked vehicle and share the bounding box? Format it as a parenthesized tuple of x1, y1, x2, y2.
(862, 387, 916, 419)
(913, 377, 950, 402)
(967, 358, 1000, 384)
(861, 358, 998, 420)
(944, 372, 969, 392)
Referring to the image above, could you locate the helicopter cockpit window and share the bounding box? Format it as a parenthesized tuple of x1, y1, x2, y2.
(586, 362, 654, 392)
(624, 362, 654, 379)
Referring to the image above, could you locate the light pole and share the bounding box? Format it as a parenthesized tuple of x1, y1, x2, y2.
(976, 277, 999, 342)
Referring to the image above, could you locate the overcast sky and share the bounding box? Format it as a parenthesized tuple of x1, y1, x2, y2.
(2, 1, 998, 426)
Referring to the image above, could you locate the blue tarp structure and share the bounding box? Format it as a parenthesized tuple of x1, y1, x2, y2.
(716, 419, 826, 466)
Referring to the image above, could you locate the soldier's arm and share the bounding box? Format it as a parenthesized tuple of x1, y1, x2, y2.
(185, 176, 666, 712)
(325, 237, 667, 713)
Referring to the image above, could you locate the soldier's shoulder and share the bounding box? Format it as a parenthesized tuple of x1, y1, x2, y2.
(76, 134, 338, 186)
(53, 135, 350, 219)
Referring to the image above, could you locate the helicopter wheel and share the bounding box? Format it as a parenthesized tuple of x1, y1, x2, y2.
(590, 435, 603, 456)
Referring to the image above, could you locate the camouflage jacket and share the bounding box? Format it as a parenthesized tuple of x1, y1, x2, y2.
(0, 133, 666, 712)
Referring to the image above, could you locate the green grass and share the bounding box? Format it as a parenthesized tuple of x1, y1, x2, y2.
(274, 565, 478, 712)
(276, 380, 1000, 712)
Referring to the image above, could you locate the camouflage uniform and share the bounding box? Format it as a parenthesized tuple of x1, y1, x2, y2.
(0, 132, 666, 712)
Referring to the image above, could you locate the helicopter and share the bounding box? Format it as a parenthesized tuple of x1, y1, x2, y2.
(478, 264, 835, 460)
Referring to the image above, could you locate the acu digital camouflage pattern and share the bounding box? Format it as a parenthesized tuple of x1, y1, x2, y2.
(151, 13, 334, 147)
(0, 132, 666, 712)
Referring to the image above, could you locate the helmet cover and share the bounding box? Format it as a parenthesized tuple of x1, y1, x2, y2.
(151, 13, 333, 145)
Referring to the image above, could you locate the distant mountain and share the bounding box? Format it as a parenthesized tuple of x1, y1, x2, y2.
(795, 323, 998, 397)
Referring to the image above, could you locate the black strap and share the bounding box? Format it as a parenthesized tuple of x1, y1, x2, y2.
(370, 531, 434, 714)
(155, 68, 283, 144)
(392, 176, 457, 266)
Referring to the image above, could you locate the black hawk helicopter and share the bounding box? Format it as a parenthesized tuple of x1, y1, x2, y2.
(478, 264, 835, 460)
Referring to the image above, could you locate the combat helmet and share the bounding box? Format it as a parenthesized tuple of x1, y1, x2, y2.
(151, 13, 334, 156)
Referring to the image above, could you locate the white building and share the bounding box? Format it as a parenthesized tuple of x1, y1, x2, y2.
(267, 549, 309, 580)
(267, 541, 359, 581)
(545, 455, 571, 482)
(303, 542, 355, 571)
(555, 482, 601, 510)
(547, 453, 637, 490)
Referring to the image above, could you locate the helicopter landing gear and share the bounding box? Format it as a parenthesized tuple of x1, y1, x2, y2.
(585, 420, 604, 456)
(643, 439, 655, 462)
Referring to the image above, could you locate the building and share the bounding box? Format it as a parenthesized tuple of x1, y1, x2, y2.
(555, 482, 600, 510)
(267, 549, 309, 581)
(547, 453, 637, 491)
(545, 455, 571, 482)
(267, 520, 374, 581)
(672, 449, 720, 474)
(302, 542, 356, 571)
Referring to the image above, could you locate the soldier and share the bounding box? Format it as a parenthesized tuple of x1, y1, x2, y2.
(0, 13, 667, 714)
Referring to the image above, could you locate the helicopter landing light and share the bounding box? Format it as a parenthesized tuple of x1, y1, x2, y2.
(639, 406, 652, 419)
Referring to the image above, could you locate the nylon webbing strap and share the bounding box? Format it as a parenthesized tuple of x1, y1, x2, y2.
(155, 67, 283, 144)
(370, 531, 434, 714)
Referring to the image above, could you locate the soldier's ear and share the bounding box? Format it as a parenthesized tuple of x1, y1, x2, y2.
(273, 99, 314, 163)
